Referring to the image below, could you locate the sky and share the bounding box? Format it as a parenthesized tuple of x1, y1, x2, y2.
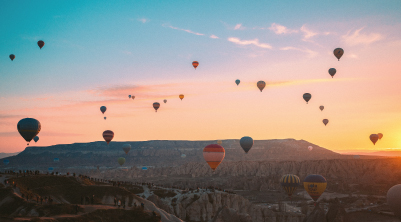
(1, 0, 401, 153)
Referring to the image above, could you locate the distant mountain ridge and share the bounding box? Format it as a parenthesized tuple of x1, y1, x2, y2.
(1, 139, 346, 170)
(0, 152, 20, 159)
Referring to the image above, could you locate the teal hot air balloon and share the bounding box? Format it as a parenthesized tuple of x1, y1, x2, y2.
(118, 157, 126, 166)
(3, 159, 9, 165)
(48, 167, 54, 172)
(54, 158, 60, 162)
(34, 136, 39, 143)
(17, 118, 41, 145)
(235, 79, 240, 86)
(142, 167, 148, 170)
(100, 106, 106, 114)
(129, 95, 131, 98)
(240, 136, 254, 154)
(303, 93, 311, 104)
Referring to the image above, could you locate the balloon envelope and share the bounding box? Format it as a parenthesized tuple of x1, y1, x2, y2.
(328, 68, 336, 78)
(240, 136, 253, 153)
(323, 119, 329, 126)
(34, 136, 39, 143)
(118, 157, 126, 166)
(280, 174, 300, 197)
(100, 106, 106, 114)
(192, 61, 199, 69)
(153, 102, 160, 112)
(308, 146, 313, 151)
(333, 48, 344, 61)
(102, 130, 114, 145)
(142, 167, 148, 170)
(235, 79, 240, 86)
(181, 154, 186, 158)
(387, 184, 401, 219)
(319, 106, 324, 111)
(54, 158, 59, 162)
(163, 99, 167, 103)
(132, 96, 135, 100)
(303, 174, 327, 202)
(129, 95, 131, 98)
(378, 133, 383, 140)
(9, 54, 15, 61)
(203, 144, 225, 171)
(37, 40, 45, 49)
(370, 134, 379, 145)
(217, 140, 222, 146)
(48, 167, 54, 171)
(122, 144, 131, 154)
(303, 93, 311, 104)
(179, 94, 184, 100)
(257, 81, 266, 92)
(17, 118, 41, 145)
(3, 159, 9, 165)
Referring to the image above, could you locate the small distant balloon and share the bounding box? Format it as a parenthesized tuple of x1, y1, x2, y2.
(122, 144, 131, 154)
(9, 54, 15, 61)
(323, 119, 329, 126)
(100, 106, 106, 114)
(102, 130, 114, 145)
(142, 167, 148, 170)
(163, 99, 167, 103)
(319, 106, 324, 111)
(48, 167, 54, 172)
(257, 81, 266, 92)
(192, 61, 199, 69)
(54, 158, 59, 162)
(3, 159, 9, 165)
(37, 40, 45, 49)
(235, 79, 240, 86)
(153, 102, 160, 112)
(104, 117, 107, 120)
(378, 133, 383, 140)
(240, 136, 253, 154)
(118, 157, 126, 166)
(308, 146, 313, 151)
(181, 154, 186, 158)
(370, 134, 379, 145)
(179, 94, 184, 100)
(217, 140, 222, 146)
(303, 93, 311, 104)
(34, 136, 39, 143)
(328, 68, 336, 78)
(132, 96, 135, 100)
(333, 48, 344, 61)
(129, 95, 131, 98)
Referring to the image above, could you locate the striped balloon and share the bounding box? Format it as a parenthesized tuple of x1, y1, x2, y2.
(102, 130, 114, 145)
(303, 174, 327, 202)
(203, 144, 225, 171)
(192, 61, 199, 69)
(280, 174, 300, 197)
(153, 102, 160, 112)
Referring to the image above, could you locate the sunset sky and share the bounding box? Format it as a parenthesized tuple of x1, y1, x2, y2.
(1, 1, 401, 153)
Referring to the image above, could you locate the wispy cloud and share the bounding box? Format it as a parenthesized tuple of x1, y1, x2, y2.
(300, 25, 318, 42)
(210, 35, 219, 39)
(122, 50, 132, 55)
(228, 37, 272, 49)
(342, 27, 383, 46)
(138, 18, 149, 23)
(163, 24, 204, 36)
(234, 24, 243, 30)
(269, 23, 298, 34)
(280, 46, 318, 57)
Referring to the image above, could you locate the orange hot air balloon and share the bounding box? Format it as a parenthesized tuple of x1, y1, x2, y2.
(203, 144, 225, 171)
(153, 102, 160, 112)
(102, 130, 114, 145)
(132, 96, 135, 100)
(192, 61, 199, 69)
(319, 106, 324, 111)
(370, 134, 379, 145)
(378, 133, 383, 140)
(257, 81, 266, 92)
(179, 94, 184, 100)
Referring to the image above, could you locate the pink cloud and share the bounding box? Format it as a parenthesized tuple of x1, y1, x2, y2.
(342, 27, 383, 46)
(163, 24, 204, 36)
(269, 23, 298, 34)
(227, 37, 272, 49)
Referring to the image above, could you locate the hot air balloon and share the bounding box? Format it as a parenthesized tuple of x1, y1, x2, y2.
(132, 96, 135, 100)
(319, 106, 324, 111)
(240, 136, 253, 154)
(203, 144, 225, 171)
(17, 118, 41, 145)
(303, 174, 327, 202)
(323, 119, 329, 126)
(179, 94, 184, 100)
(129, 95, 131, 98)
(37, 40, 45, 49)
(333, 48, 344, 61)
(9, 54, 15, 61)
(308, 146, 313, 151)
(192, 61, 199, 69)
(303, 93, 311, 104)
(235, 79, 240, 86)
(181, 154, 186, 158)
(34, 136, 39, 143)
(104, 117, 107, 120)
(142, 167, 148, 170)
(257, 81, 266, 92)
(118, 157, 126, 166)
(378, 133, 383, 140)
(3, 159, 9, 165)
(122, 144, 131, 154)
(153, 102, 160, 112)
(102, 130, 114, 145)
(54, 158, 59, 162)
(280, 174, 300, 197)
(387, 184, 401, 219)
(328, 68, 336, 78)
(217, 140, 222, 146)
(100, 106, 106, 114)
(164, 99, 167, 103)
(370, 134, 379, 145)
(48, 167, 54, 172)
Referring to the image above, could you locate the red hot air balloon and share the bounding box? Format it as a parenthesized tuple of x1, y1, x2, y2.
(333, 48, 344, 61)
(203, 144, 225, 171)
(257, 81, 266, 92)
(192, 61, 199, 69)
(370, 134, 379, 145)
(153, 102, 160, 112)
(103, 130, 114, 145)
(37, 40, 45, 49)
(378, 133, 383, 140)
